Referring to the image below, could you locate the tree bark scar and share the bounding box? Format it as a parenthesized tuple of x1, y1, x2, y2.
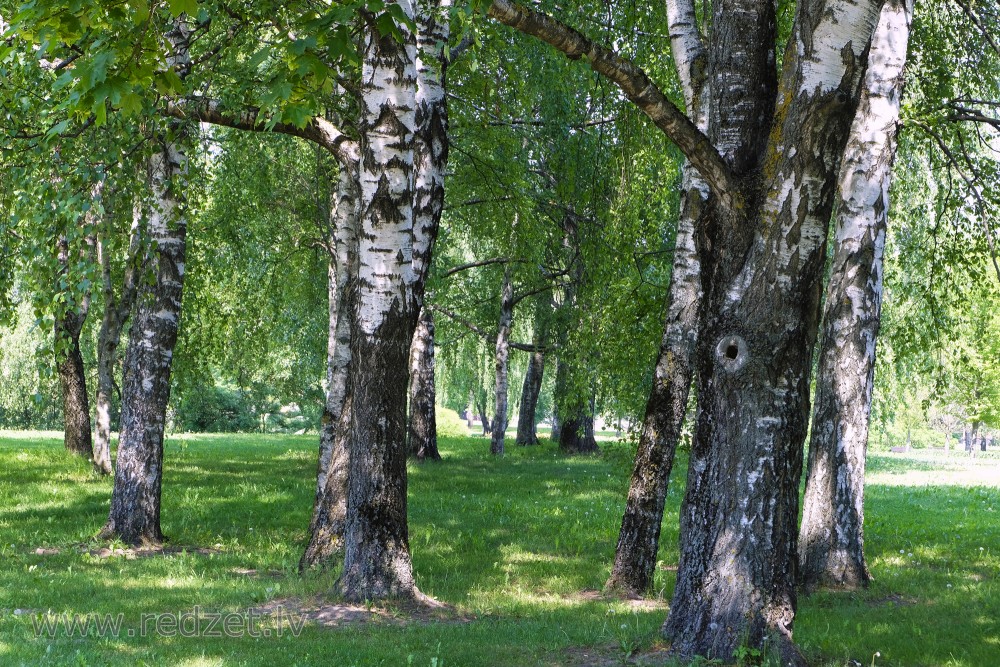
(715, 335, 749, 373)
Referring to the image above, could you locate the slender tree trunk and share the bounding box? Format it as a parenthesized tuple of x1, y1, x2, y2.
(408, 307, 440, 460)
(54, 235, 94, 460)
(515, 346, 545, 445)
(516, 296, 549, 446)
(799, 0, 912, 593)
(101, 20, 191, 546)
(94, 220, 141, 476)
(491, 268, 514, 455)
(606, 0, 708, 596)
(301, 166, 359, 570)
(476, 395, 490, 436)
(606, 172, 704, 595)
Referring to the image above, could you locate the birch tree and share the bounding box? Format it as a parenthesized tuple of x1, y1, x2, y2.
(101, 18, 194, 546)
(799, 0, 913, 592)
(486, 0, 887, 659)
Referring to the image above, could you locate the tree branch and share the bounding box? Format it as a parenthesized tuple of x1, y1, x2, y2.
(430, 304, 547, 352)
(163, 98, 359, 167)
(487, 0, 735, 204)
(442, 256, 528, 277)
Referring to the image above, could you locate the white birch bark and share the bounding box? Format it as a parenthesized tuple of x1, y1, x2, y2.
(94, 215, 141, 476)
(337, 0, 423, 601)
(490, 267, 514, 456)
(102, 18, 192, 546)
(799, 0, 913, 591)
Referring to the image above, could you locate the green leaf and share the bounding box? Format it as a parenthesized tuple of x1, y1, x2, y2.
(167, 0, 199, 18)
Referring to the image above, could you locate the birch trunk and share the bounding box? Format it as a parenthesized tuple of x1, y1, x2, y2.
(515, 295, 550, 446)
(606, 172, 703, 595)
(101, 19, 191, 546)
(606, 0, 707, 596)
(301, 165, 359, 570)
(490, 267, 514, 456)
(336, 1, 421, 600)
(408, 307, 440, 461)
(799, 0, 912, 592)
(54, 235, 94, 460)
(558, 390, 598, 454)
(664, 1, 884, 660)
(94, 219, 141, 476)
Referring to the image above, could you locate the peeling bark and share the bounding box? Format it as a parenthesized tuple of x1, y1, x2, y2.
(408, 307, 440, 461)
(799, 0, 912, 593)
(490, 267, 514, 456)
(101, 19, 192, 547)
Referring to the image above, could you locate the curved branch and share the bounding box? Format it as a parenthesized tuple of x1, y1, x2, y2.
(163, 98, 359, 167)
(487, 0, 735, 203)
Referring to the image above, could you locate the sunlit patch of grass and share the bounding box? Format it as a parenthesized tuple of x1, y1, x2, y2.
(0, 432, 998, 665)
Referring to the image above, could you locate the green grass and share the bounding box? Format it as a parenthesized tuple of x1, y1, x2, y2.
(0, 431, 997, 666)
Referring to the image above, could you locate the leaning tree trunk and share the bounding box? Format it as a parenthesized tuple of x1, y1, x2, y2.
(94, 220, 141, 476)
(408, 307, 441, 461)
(54, 235, 94, 460)
(606, 0, 708, 596)
(476, 394, 491, 436)
(515, 295, 550, 446)
(301, 165, 359, 570)
(799, 0, 912, 593)
(606, 170, 704, 596)
(101, 19, 191, 547)
(490, 267, 514, 456)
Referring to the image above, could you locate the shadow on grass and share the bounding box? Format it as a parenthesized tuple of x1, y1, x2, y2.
(0, 432, 997, 665)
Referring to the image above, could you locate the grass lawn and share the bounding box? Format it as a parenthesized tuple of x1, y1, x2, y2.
(0, 431, 997, 666)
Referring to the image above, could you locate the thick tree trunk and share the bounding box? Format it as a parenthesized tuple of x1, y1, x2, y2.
(301, 166, 359, 570)
(408, 307, 440, 460)
(515, 296, 549, 446)
(606, 0, 708, 596)
(664, 1, 883, 660)
(559, 393, 599, 454)
(54, 236, 94, 460)
(799, 0, 911, 593)
(336, 1, 424, 601)
(94, 222, 141, 476)
(101, 20, 191, 547)
(490, 268, 514, 455)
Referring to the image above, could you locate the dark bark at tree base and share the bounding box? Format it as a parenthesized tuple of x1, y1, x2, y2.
(558, 414, 599, 455)
(58, 342, 94, 460)
(300, 402, 351, 570)
(103, 103, 189, 548)
(337, 308, 418, 602)
(409, 308, 441, 461)
(515, 301, 547, 446)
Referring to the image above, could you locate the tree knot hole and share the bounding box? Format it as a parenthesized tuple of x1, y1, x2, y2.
(716, 335, 749, 373)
